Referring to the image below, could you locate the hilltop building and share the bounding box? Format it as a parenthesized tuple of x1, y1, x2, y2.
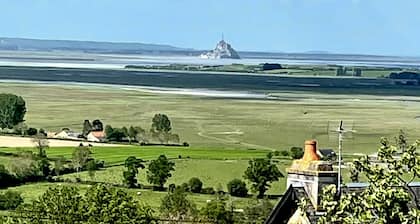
(200, 37, 240, 59)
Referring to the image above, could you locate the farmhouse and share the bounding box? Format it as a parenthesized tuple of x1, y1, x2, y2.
(265, 140, 420, 224)
(53, 129, 81, 140)
(87, 131, 106, 142)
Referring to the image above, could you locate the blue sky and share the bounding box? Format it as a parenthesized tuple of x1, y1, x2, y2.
(1, 0, 419, 56)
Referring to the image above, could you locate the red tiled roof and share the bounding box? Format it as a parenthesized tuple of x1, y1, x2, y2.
(90, 131, 105, 138)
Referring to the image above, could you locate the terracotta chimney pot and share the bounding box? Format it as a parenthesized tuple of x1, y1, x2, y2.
(302, 140, 320, 162)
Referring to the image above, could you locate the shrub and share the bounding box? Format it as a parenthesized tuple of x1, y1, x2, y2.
(0, 191, 23, 210)
(188, 177, 203, 193)
(180, 182, 190, 192)
(201, 187, 216, 195)
(183, 142, 189, 147)
(227, 179, 248, 197)
(290, 147, 304, 159)
(280, 150, 290, 157)
(273, 151, 280, 156)
(26, 127, 38, 136)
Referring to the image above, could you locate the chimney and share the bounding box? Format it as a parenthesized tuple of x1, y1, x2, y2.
(302, 140, 320, 163)
(286, 140, 337, 210)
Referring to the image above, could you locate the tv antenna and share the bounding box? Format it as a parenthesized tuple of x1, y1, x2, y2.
(331, 120, 356, 196)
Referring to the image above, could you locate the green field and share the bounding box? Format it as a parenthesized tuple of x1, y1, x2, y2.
(0, 146, 271, 165)
(61, 159, 289, 194)
(1, 83, 419, 153)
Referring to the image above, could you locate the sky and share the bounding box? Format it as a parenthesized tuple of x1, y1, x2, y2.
(1, 0, 419, 56)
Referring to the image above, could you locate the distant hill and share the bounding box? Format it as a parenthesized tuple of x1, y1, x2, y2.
(0, 37, 191, 54)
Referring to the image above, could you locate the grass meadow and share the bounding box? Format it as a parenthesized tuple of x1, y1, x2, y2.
(1, 83, 419, 153)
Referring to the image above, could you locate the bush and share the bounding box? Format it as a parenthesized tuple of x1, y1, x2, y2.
(180, 182, 190, 192)
(227, 179, 248, 197)
(0, 191, 23, 210)
(280, 150, 290, 157)
(183, 142, 189, 147)
(188, 177, 203, 193)
(290, 147, 304, 159)
(201, 187, 216, 195)
(273, 151, 280, 156)
(26, 127, 38, 136)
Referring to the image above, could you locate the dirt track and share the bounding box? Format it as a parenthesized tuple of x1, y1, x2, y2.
(0, 136, 122, 147)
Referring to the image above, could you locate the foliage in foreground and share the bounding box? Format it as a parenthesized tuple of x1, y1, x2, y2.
(13, 184, 155, 224)
(319, 135, 420, 224)
(244, 153, 283, 198)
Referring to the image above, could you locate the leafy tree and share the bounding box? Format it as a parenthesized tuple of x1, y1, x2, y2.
(290, 146, 304, 159)
(240, 199, 274, 224)
(319, 137, 420, 224)
(128, 126, 138, 143)
(244, 154, 283, 198)
(188, 177, 203, 193)
(27, 127, 37, 136)
(18, 184, 156, 224)
(91, 119, 103, 131)
(83, 184, 155, 224)
(147, 155, 175, 189)
(151, 113, 172, 133)
(200, 195, 234, 224)
(53, 156, 67, 176)
(71, 146, 92, 173)
(104, 124, 113, 137)
(160, 187, 197, 222)
(86, 160, 97, 180)
(0, 165, 16, 189)
(13, 122, 27, 136)
(123, 156, 145, 188)
(0, 94, 26, 130)
(0, 191, 23, 210)
(227, 179, 248, 197)
(82, 120, 92, 137)
(106, 128, 127, 142)
(32, 135, 50, 177)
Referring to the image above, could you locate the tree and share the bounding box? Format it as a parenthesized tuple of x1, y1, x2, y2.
(86, 160, 97, 180)
(188, 177, 203, 193)
(123, 156, 145, 188)
(71, 146, 92, 173)
(104, 124, 113, 137)
(200, 195, 234, 224)
(53, 156, 66, 176)
(0, 191, 23, 210)
(244, 154, 283, 198)
(151, 113, 172, 133)
(0, 165, 16, 189)
(106, 126, 127, 142)
(319, 137, 420, 224)
(82, 120, 92, 137)
(240, 199, 274, 224)
(227, 179, 248, 197)
(32, 135, 50, 177)
(18, 184, 156, 224)
(0, 94, 26, 130)
(27, 127, 37, 136)
(91, 119, 103, 131)
(13, 122, 27, 136)
(128, 126, 138, 143)
(290, 146, 304, 159)
(160, 187, 197, 222)
(147, 155, 175, 189)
